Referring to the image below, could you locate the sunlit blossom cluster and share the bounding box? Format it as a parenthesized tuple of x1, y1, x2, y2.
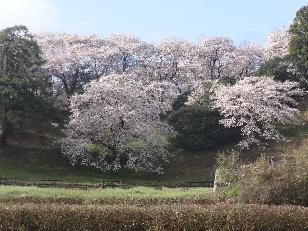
(265, 26, 290, 60)
(211, 76, 305, 148)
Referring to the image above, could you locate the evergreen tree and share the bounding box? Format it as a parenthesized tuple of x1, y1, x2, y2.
(0, 25, 59, 147)
(289, 5, 308, 81)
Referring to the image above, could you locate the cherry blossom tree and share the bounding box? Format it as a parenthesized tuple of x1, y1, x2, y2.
(35, 33, 116, 109)
(36, 32, 266, 105)
(105, 33, 147, 74)
(36, 33, 156, 105)
(197, 36, 236, 79)
(235, 42, 265, 77)
(60, 74, 178, 173)
(210, 76, 305, 148)
(265, 26, 290, 61)
(260, 26, 302, 83)
(152, 39, 199, 92)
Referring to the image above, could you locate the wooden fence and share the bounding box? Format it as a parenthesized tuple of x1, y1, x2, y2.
(0, 178, 213, 189)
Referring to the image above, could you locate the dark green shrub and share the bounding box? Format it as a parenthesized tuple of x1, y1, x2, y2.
(171, 91, 190, 111)
(168, 105, 240, 150)
(217, 76, 236, 85)
(258, 57, 297, 82)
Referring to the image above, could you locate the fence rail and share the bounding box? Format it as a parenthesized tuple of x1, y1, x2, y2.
(0, 178, 214, 189)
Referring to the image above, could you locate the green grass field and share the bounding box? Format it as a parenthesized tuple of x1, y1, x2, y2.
(0, 185, 212, 200)
(0, 185, 214, 206)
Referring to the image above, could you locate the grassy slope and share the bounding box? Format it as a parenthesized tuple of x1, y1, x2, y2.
(0, 134, 216, 184)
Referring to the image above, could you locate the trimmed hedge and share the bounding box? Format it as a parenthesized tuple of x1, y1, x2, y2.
(0, 196, 217, 206)
(0, 204, 307, 230)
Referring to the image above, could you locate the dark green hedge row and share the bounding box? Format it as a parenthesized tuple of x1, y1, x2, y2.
(0, 204, 307, 231)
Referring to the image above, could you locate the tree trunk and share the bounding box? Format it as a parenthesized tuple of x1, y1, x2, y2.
(0, 119, 7, 148)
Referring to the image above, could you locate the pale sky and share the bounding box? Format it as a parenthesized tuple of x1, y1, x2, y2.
(0, 0, 307, 44)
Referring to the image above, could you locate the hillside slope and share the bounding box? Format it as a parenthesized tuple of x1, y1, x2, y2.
(0, 99, 307, 186)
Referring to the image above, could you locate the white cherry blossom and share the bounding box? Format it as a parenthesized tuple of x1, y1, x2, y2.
(211, 76, 305, 148)
(265, 26, 290, 60)
(60, 74, 178, 173)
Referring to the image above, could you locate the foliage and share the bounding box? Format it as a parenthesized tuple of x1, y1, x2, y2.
(196, 37, 264, 79)
(258, 57, 297, 82)
(60, 74, 178, 174)
(238, 149, 308, 206)
(222, 182, 242, 197)
(4, 16, 306, 176)
(36, 32, 267, 101)
(216, 150, 242, 183)
(211, 76, 305, 148)
(0, 26, 60, 147)
(217, 75, 236, 85)
(0, 203, 306, 230)
(189, 76, 305, 148)
(236, 42, 264, 77)
(264, 26, 290, 61)
(36, 33, 110, 107)
(168, 105, 240, 150)
(216, 141, 308, 206)
(171, 91, 190, 110)
(260, 24, 306, 84)
(36, 31, 275, 156)
(289, 5, 308, 81)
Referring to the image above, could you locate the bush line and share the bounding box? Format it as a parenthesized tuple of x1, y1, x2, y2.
(0, 204, 307, 230)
